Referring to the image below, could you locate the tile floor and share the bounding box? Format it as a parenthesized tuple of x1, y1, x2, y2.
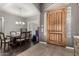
(18, 42, 75, 56)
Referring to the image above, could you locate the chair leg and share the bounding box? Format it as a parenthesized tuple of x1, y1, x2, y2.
(8, 43, 12, 51)
(8, 43, 9, 51)
(1, 43, 2, 53)
(1, 43, 6, 53)
(1, 41, 2, 48)
(4, 43, 6, 52)
(8, 43, 11, 52)
(0, 41, 1, 48)
(20, 42, 21, 48)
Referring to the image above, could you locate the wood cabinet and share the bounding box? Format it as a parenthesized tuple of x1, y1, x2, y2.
(47, 8, 66, 47)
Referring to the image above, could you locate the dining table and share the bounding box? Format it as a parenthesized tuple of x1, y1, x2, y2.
(6, 34, 21, 47)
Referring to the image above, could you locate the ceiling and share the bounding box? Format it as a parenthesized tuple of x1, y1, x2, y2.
(0, 3, 40, 17)
(45, 3, 69, 11)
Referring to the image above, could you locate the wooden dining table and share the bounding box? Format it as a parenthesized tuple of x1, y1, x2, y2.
(6, 35, 21, 47)
(11, 36, 20, 42)
(6, 31, 32, 47)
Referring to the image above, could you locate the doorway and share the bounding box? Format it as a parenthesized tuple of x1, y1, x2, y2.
(47, 8, 67, 47)
(0, 17, 4, 32)
(0, 18, 2, 32)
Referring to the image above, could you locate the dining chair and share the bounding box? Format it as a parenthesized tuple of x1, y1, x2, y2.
(16, 32, 21, 36)
(20, 29, 31, 43)
(10, 31, 16, 37)
(26, 31, 31, 42)
(20, 28, 27, 33)
(16, 32, 26, 47)
(10, 31, 18, 48)
(0, 32, 11, 52)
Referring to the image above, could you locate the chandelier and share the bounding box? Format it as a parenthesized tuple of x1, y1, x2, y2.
(15, 8, 25, 25)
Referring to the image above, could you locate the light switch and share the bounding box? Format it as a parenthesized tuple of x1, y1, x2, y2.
(41, 28, 43, 32)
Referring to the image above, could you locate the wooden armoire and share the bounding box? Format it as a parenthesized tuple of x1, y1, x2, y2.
(47, 8, 67, 47)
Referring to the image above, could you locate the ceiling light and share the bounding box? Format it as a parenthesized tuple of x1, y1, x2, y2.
(19, 21, 22, 24)
(15, 8, 25, 25)
(22, 22, 25, 25)
(16, 21, 19, 24)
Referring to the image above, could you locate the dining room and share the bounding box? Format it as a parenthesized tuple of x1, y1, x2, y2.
(0, 3, 40, 56)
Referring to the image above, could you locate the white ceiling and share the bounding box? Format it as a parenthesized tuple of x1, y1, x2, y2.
(0, 3, 40, 17)
(45, 3, 69, 11)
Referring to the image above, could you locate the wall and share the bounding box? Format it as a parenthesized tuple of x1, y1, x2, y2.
(39, 3, 53, 41)
(24, 3, 40, 37)
(40, 3, 79, 47)
(77, 5, 79, 35)
(33, 3, 40, 11)
(70, 3, 79, 46)
(0, 10, 27, 35)
(71, 4, 79, 35)
(66, 6, 72, 47)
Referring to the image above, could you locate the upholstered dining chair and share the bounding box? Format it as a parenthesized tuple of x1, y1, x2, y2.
(16, 32, 26, 47)
(10, 31, 16, 37)
(10, 31, 20, 48)
(20, 28, 27, 33)
(26, 31, 31, 42)
(16, 32, 21, 36)
(15, 28, 27, 46)
(0, 32, 11, 52)
(20, 28, 31, 42)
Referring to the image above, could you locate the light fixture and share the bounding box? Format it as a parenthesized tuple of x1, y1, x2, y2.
(22, 22, 25, 25)
(15, 8, 25, 25)
(19, 21, 22, 24)
(16, 21, 25, 25)
(16, 21, 19, 24)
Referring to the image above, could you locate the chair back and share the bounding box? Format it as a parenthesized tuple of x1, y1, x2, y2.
(10, 31, 16, 37)
(21, 32, 26, 39)
(20, 28, 27, 33)
(16, 32, 21, 36)
(20, 28, 27, 39)
(26, 31, 31, 40)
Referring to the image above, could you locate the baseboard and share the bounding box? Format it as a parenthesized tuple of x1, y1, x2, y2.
(39, 42, 74, 50)
(39, 41, 47, 44)
(66, 46, 74, 49)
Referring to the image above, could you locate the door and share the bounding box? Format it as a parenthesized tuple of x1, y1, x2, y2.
(47, 8, 66, 47)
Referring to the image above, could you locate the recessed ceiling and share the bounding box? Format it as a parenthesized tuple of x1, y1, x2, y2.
(0, 3, 40, 17)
